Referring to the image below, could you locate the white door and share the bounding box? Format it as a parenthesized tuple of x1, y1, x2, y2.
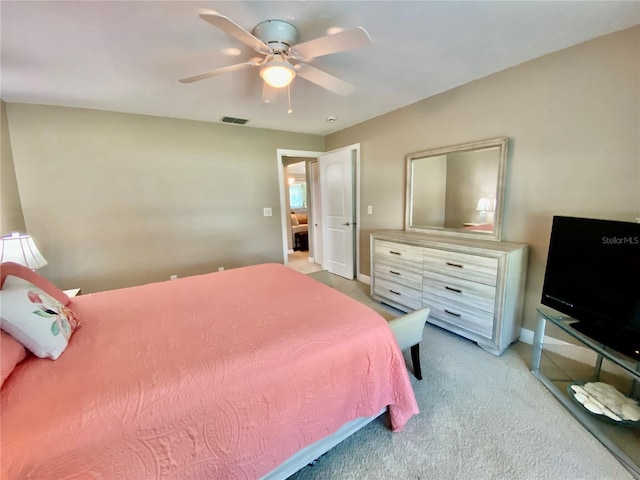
(310, 161, 323, 265)
(320, 148, 355, 279)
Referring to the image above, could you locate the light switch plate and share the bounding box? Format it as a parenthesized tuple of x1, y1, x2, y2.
(367, 205, 373, 215)
(263, 207, 272, 216)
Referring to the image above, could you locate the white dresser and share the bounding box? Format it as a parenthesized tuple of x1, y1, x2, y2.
(371, 230, 528, 355)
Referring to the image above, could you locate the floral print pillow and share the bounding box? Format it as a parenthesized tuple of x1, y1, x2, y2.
(0, 275, 79, 360)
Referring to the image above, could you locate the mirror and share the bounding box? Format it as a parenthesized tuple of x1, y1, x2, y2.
(405, 137, 508, 241)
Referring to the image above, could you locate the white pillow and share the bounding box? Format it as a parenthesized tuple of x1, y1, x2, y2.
(0, 275, 79, 360)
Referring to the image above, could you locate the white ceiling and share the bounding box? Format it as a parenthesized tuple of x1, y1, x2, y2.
(2, 1, 638, 136)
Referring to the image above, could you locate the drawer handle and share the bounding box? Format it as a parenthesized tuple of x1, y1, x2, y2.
(389, 289, 401, 296)
(389, 270, 401, 276)
(445, 286, 462, 294)
(444, 309, 461, 318)
(446, 261, 464, 268)
(389, 250, 402, 256)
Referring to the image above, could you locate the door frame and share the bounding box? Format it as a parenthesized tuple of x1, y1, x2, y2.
(277, 145, 361, 279)
(309, 160, 322, 266)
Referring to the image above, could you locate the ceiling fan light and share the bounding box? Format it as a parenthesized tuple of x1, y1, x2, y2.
(260, 60, 296, 88)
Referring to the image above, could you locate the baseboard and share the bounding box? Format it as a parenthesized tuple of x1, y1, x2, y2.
(519, 328, 535, 345)
(357, 273, 370, 285)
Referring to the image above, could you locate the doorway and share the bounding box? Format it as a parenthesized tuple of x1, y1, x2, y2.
(286, 159, 319, 273)
(277, 145, 361, 279)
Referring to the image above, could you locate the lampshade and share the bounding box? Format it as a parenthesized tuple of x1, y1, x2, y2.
(0, 232, 48, 269)
(476, 197, 493, 213)
(260, 55, 296, 88)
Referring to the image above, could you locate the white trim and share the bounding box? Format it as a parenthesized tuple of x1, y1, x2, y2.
(519, 327, 535, 345)
(277, 145, 360, 277)
(519, 327, 568, 345)
(358, 273, 371, 285)
(276, 143, 360, 279)
(351, 144, 361, 280)
(277, 149, 324, 266)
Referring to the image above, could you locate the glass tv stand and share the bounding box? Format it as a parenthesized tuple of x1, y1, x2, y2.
(531, 308, 640, 478)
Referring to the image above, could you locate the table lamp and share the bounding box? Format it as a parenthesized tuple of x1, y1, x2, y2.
(0, 232, 48, 269)
(476, 197, 494, 224)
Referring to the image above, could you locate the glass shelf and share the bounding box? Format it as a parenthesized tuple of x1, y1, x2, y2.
(531, 308, 640, 478)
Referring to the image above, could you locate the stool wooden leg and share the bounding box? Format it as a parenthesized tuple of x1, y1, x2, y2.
(411, 344, 422, 380)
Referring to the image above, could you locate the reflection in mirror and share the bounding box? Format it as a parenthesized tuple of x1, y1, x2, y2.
(405, 137, 508, 241)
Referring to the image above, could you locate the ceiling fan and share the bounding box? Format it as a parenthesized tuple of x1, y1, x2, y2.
(179, 12, 372, 99)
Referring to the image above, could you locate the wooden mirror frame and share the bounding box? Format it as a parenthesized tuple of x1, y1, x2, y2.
(405, 137, 508, 241)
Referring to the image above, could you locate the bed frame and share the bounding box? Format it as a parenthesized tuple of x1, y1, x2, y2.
(262, 408, 386, 479)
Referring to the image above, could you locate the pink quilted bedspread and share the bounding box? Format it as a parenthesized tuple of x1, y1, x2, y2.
(1, 263, 418, 479)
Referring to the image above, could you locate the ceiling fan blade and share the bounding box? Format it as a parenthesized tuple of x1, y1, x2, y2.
(199, 13, 270, 55)
(295, 64, 355, 97)
(290, 27, 371, 60)
(179, 59, 260, 84)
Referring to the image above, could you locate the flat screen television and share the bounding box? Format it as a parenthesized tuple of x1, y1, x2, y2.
(541, 216, 640, 360)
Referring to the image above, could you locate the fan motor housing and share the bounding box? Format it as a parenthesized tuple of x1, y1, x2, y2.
(252, 20, 298, 52)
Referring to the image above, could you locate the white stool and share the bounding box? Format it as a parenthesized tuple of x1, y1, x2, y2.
(387, 308, 430, 380)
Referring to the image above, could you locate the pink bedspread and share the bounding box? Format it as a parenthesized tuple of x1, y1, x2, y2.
(1, 263, 418, 479)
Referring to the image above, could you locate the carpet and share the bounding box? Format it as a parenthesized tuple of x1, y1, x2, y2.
(288, 322, 633, 480)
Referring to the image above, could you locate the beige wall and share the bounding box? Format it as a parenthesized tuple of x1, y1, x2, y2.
(444, 149, 498, 228)
(411, 154, 447, 227)
(1, 100, 26, 234)
(326, 26, 640, 332)
(5, 104, 324, 292)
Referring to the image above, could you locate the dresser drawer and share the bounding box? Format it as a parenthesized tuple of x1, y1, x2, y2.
(423, 247, 498, 286)
(375, 263, 422, 291)
(423, 270, 496, 313)
(371, 231, 528, 356)
(374, 240, 423, 268)
(374, 277, 423, 311)
(423, 293, 494, 339)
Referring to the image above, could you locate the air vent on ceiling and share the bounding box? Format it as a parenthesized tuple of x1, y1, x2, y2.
(220, 116, 249, 125)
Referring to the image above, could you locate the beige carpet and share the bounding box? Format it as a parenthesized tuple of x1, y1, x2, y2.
(288, 251, 322, 274)
(287, 271, 633, 480)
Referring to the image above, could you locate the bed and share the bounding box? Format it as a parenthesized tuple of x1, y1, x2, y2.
(1, 262, 418, 479)
(462, 223, 494, 232)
